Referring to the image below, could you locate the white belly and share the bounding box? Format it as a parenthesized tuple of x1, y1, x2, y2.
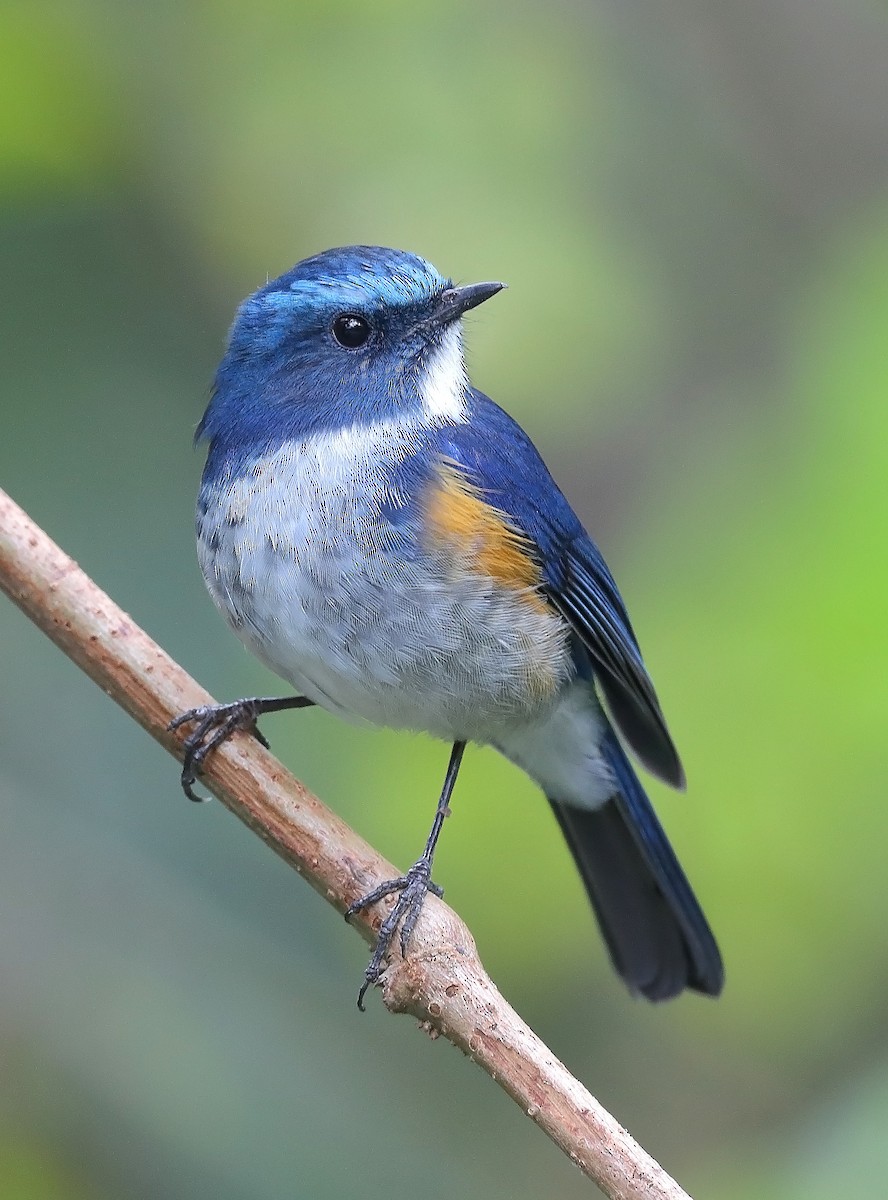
(196, 434, 571, 742)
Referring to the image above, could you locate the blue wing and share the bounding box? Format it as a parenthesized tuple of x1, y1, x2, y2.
(437, 390, 684, 789)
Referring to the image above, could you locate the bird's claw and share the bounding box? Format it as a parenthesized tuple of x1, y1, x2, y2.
(345, 857, 443, 1010)
(168, 699, 270, 802)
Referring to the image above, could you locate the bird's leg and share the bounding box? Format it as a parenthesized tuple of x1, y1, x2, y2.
(346, 741, 466, 1010)
(168, 695, 314, 802)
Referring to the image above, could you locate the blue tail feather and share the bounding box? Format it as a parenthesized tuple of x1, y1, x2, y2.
(549, 728, 723, 1001)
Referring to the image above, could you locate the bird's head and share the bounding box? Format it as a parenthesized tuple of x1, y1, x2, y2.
(199, 246, 504, 447)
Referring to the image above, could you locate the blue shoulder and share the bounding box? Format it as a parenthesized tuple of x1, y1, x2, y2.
(435, 391, 685, 788)
(436, 390, 583, 563)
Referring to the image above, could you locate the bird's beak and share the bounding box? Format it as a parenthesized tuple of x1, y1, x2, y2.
(430, 281, 506, 327)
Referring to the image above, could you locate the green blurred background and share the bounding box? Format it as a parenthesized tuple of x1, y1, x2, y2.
(2, 2, 887, 1197)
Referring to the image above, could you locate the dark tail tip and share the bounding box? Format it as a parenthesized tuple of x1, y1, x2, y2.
(549, 794, 723, 1002)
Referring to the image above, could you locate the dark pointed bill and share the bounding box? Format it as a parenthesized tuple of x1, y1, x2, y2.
(432, 281, 506, 326)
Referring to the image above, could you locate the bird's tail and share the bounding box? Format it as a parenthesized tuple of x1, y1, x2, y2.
(549, 728, 723, 1001)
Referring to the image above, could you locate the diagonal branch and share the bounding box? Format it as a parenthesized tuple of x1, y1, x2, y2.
(0, 486, 693, 1200)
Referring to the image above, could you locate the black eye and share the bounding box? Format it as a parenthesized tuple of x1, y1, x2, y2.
(332, 313, 371, 349)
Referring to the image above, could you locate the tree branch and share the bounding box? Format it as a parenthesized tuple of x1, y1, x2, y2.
(0, 486, 693, 1200)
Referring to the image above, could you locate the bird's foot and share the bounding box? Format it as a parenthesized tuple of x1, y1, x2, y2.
(167, 698, 275, 802)
(345, 857, 444, 1010)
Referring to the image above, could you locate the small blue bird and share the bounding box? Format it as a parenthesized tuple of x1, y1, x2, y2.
(172, 245, 723, 1007)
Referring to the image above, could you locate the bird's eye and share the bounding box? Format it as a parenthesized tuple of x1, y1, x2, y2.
(332, 313, 371, 349)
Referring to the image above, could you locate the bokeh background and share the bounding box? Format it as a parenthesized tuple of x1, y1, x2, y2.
(2, 2, 887, 1197)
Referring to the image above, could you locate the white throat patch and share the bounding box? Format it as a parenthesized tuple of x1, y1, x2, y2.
(419, 323, 468, 421)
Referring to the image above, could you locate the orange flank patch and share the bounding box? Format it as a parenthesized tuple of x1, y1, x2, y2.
(423, 463, 544, 595)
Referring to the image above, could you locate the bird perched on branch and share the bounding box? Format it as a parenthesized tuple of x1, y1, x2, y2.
(172, 245, 723, 1007)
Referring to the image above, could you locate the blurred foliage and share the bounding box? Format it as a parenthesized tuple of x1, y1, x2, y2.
(1, 1, 887, 1197)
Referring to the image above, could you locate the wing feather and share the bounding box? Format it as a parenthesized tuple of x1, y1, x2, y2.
(437, 390, 684, 788)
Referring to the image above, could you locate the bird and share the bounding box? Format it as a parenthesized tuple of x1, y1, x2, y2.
(170, 245, 724, 1008)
